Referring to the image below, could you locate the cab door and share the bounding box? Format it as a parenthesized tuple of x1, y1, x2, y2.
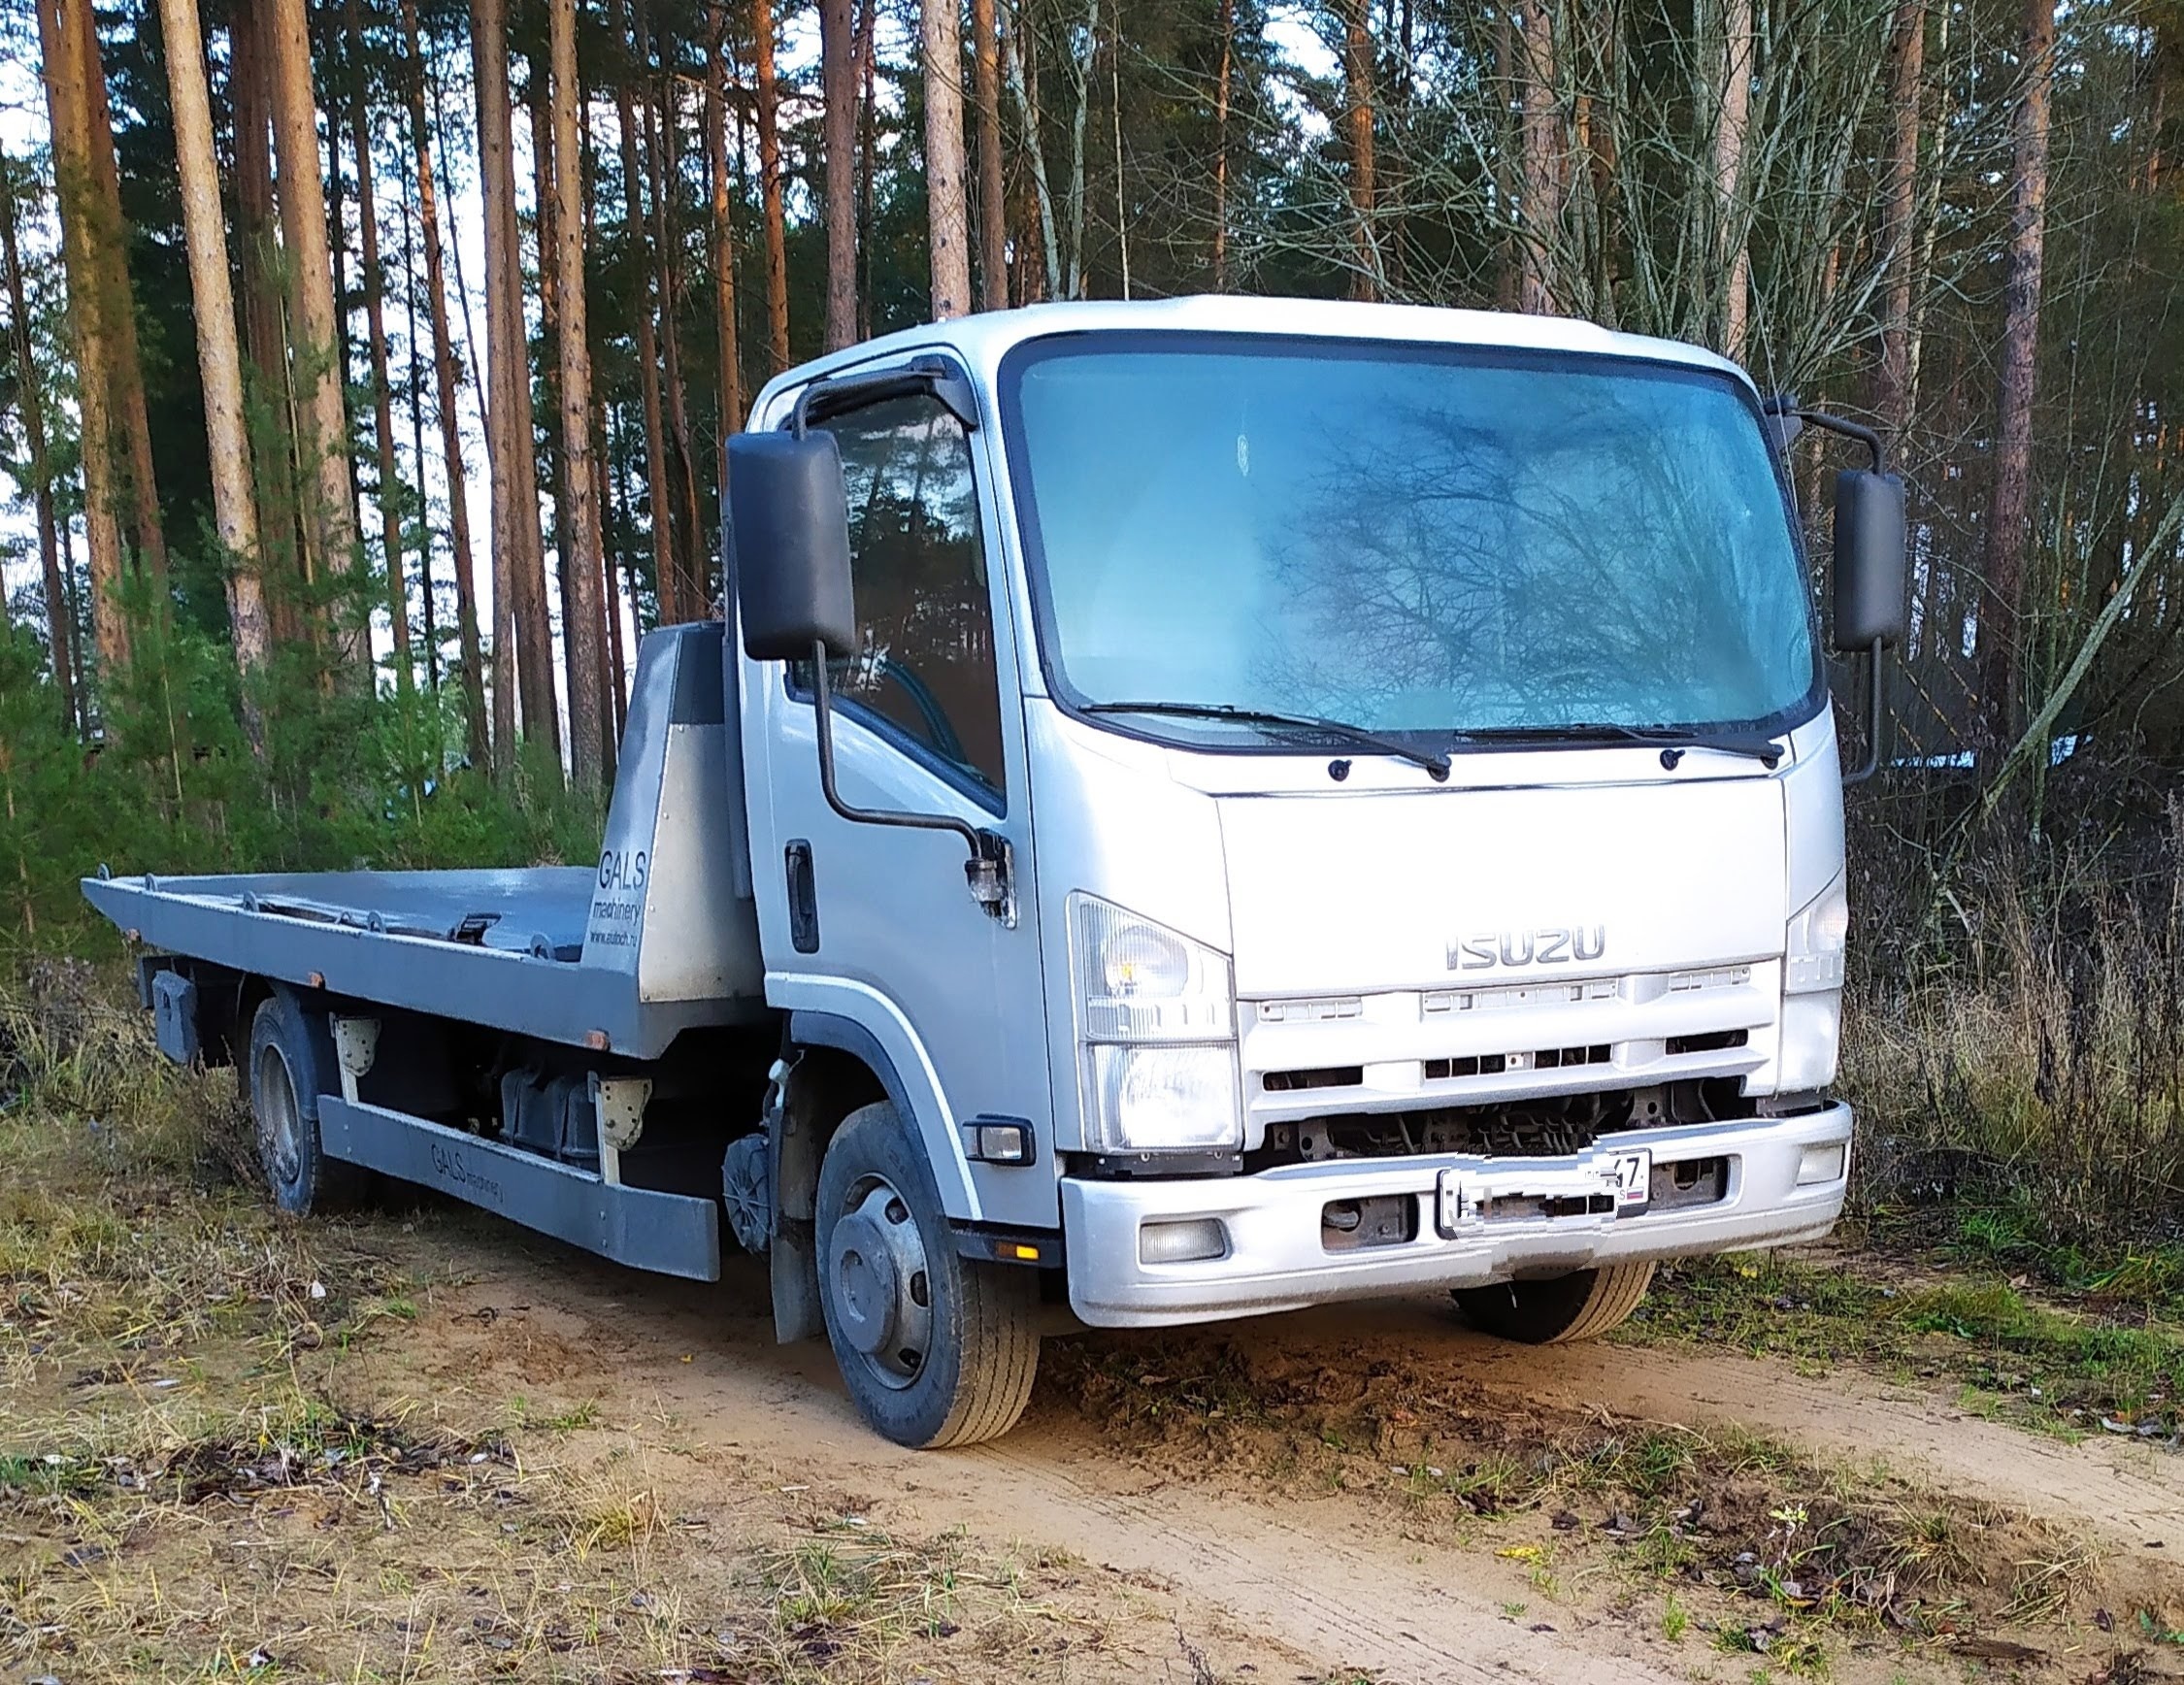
(741, 365, 1054, 1231)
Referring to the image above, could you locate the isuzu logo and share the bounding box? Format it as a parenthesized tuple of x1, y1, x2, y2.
(1449, 926, 1607, 971)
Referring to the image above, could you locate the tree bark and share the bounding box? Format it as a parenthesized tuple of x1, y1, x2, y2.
(752, 0, 791, 369)
(1714, 0, 1753, 359)
(634, 0, 708, 618)
(1515, 0, 1560, 314)
(472, 0, 560, 769)
(399, 0, 487, 765)
(612, 9, 680, 625)
(75, 0, 168, 587)
(159, 0, 272, 723)
(856, 0, 877, 335)
(549, 0, 606, 788)
(705, 2, 743, 432)
(0, 154, 77, 731)
(1978, 0, 2056, 751)
(971, 0, 1008, 308)
(1874, 0, 1925, 446)
(1002, 3, 1061, 299)
(348, 0, 412, 689)
(822, 0, 857, 347)
(530, 55, 577, 705)
(1210, 0, 1232, 290)
(397, 158, 438, 695)
(34, 0, 130, 676)
(267, 0, 368, 677)
(1342, 0, 1377, 300)
(923, 0, 973, 318)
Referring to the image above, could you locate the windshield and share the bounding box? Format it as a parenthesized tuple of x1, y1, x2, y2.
(1001, 336, 1819, 746)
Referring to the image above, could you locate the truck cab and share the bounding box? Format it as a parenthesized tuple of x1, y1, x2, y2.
(90, 297, 1900, 1451)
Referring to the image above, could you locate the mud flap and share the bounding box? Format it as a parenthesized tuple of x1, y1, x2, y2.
(771, 1218, 824, 1343)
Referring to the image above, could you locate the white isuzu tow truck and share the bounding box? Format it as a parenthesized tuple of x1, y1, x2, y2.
(85, 297, 1906, 1448)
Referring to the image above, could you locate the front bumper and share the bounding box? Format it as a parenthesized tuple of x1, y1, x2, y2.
(1061, 1104, 1851, 1328)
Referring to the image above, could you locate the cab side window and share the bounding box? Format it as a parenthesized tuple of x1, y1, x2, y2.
(814, 392, 1006, 803)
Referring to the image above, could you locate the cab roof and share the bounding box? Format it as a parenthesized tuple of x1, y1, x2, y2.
(747, 295, 1751, 426)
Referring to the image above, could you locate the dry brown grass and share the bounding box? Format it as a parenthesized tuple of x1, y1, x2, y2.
(0, 966, 1220, 1684)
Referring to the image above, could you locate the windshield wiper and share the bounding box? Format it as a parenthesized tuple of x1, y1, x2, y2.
(1465, 722, 1785, 767)
(1081, 701, 1453, 779)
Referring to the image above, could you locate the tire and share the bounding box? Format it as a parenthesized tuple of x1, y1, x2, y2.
(246, 989, 367, 1216)
(1453, 1261, 1656, 1344)
(814, 1102, 1041, 1448)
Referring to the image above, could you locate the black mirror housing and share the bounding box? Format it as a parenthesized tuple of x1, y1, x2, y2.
(1832, 468, 1907, 653)
(727, 430, 856, 662)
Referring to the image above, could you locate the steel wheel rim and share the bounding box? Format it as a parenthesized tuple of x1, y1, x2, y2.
(253, 1041, 303, 1190)
(826, 1174, 934, 1391)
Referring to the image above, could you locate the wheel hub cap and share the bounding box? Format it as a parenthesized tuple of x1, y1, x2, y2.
(826, 1179, 933, 1390)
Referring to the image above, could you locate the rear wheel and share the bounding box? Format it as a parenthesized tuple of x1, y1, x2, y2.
(814, 1103, 1041, 1447)
(1453, 1261, 1656, 1344)
(246, 989, 366, 1215)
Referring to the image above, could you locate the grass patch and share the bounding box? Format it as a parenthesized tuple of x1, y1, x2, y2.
(0, 965, 1254, 1683)
(1044, 1326, 2140, 1663)
(1629, 1248, 2184, 1435)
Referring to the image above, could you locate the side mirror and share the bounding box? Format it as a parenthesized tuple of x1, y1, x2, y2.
(1832, 468, 1907, 653)
(727, 430, 855, 662)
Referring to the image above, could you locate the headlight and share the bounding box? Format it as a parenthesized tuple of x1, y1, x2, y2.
(1786, 874, 1849, 994)
(1070, 895, 1241, 1152)
(1070, 894, 1233, 1041)
(1083, 1044, 1242, 1153)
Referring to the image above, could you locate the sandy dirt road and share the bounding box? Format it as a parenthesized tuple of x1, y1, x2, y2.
(368, 1227, 2184, 1685)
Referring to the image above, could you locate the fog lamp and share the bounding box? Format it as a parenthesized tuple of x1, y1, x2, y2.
(1139, 1216, 1229, 1265)
(1796, 1141, 1848, 1186)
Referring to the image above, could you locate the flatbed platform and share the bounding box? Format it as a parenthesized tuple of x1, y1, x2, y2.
(83, 625, 767, 1060)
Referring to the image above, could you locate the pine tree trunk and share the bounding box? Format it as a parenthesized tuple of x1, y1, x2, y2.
(822, 0, 857, 347)
(229, 0, 304, 652)
(924, 0, 972, 319)
(159, 0, 272, 726)
(0, 155, 77, 731)
(397, 169, 439, 696)
(752, 0, 790, 369)
(612, 17, 680, 625)
(634, 0, 707, 618)
(1714, 0, 1753, 359)
(267, 0, 368, 678)
(856, 0, 877, 335)
(1516, 0, 1560, 314)
(75, 0, 168, 587)
(1342, 0, 1377, 300)
(530, 57, 578, 706)
(549, 0, 606, 788)
(705, 1, 743, 432)
(971, 0, 1008, 309)
(34, 0, 130, 677)
(1978, 0, 2056, 752)
(1211, 0, 1232, 290)
(1874, 0, 1925, 446)
(399, 0, 488, 765)
(349, 0, 413, 689)
(472, 0, 560, 769)
(1001, 3, 1061, 299)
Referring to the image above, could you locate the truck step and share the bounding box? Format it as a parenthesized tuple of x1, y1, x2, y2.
(317, 1097, 721, 1281)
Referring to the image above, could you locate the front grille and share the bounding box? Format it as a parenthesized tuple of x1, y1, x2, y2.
(1422, 1043, 1611, 1079)
(1263, 1065, 1365, 1093)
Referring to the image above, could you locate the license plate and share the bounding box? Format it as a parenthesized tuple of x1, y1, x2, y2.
(1608, 1147, 1652, 1211)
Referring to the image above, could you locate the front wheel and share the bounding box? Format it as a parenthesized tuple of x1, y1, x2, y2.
(814, 1103, 1041, 1447)
(1453, 1261, 1655, 1344)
